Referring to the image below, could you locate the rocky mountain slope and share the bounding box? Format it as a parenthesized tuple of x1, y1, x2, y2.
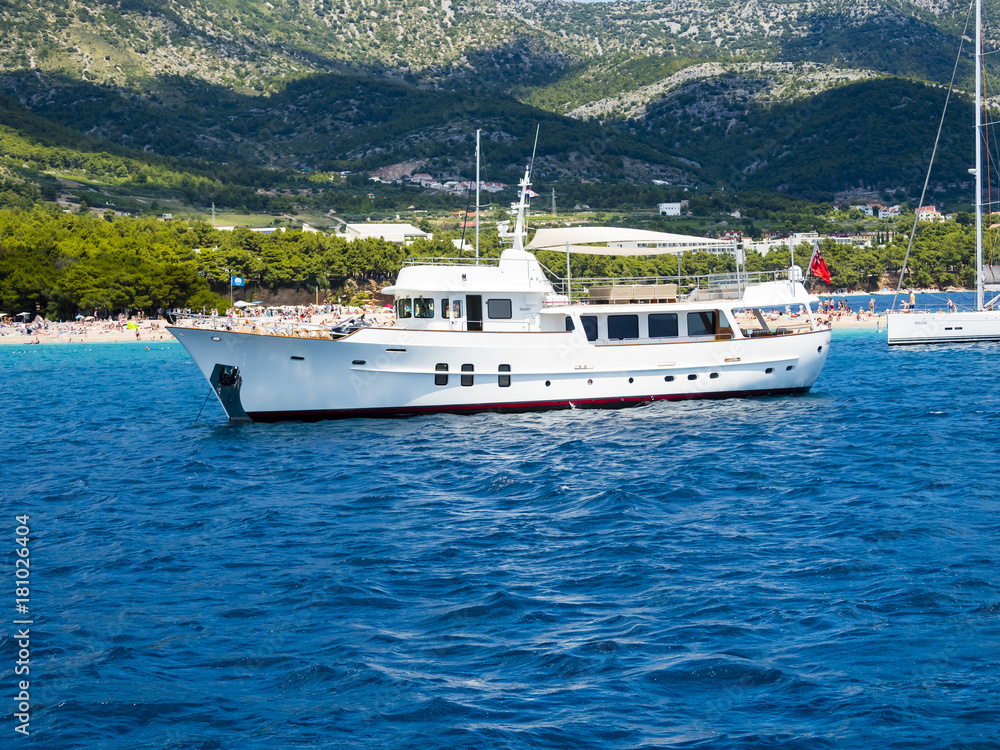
(0, 0, 990, 200)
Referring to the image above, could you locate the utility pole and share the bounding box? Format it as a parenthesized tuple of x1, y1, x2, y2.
(552, 188, 556, 217)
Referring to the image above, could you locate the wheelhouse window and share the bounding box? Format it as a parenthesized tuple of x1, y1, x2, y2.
(441, 298, 450, 318)
(487, 298, 512, 319)
(648, 313, 678, 338)
(461, 364, 474, 386)
(414, 298, 435, 319)
(580, 315, 598, 342)
(452, 300, 463, 319)
(498, 364, 511, 387)
(608, 314, 639, 340)
(395, 298, 412, 319)
(434, 363, 448, 386)
(565, 316, 575, 332)
(687, 311, 716, 336)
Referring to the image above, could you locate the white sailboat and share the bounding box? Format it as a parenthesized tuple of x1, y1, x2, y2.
(169, 161, 831, 422)
(888, 0, 1000, 345)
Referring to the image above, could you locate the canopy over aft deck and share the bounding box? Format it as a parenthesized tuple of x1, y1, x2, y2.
(526, 227, 734, 256)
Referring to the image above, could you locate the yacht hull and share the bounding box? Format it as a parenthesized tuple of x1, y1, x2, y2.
(170, 325, 831, 422)
(887, 310, 1000, 345)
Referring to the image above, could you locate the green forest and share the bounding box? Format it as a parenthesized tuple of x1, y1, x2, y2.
(0, 204, 985, 320)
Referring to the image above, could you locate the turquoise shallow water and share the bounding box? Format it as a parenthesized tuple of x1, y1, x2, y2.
(2, 330, 999, 749)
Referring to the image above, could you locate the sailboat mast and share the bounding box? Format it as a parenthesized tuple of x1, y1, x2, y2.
(976, 0, 984, 311)
(475, 129, 481, 266)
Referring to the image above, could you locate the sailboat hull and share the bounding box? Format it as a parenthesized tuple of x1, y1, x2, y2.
(887, 310, 1000, 345)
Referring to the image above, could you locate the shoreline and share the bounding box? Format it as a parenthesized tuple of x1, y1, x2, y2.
(0, 311, 890, 347)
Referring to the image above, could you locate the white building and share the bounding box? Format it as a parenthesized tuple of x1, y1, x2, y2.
(658, 202, 682, 216)
(879, 205, 901, 220)
(344, 223, 431, 244)
(917, 205, 944, 222)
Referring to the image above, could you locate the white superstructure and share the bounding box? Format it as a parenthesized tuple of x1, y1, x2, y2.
(169, 167, 831, 421)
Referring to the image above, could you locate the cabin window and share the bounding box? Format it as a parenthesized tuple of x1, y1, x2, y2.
(434, 363, 448, 386)
(461, 364, 474, 386)
(395, 298, 412, 319)
(565, 316, 575, 332)
(487, 298, 512, 319)
(687, 311, 716, 336)
(607, 314, 639, 340)
(498, 364, 511, 387)
(414, 298, 435, 319)
(441, 298, 450, 318)
(452, 300, 463, 318)
(648, 313, 678, 338)
(580, 315, 598, 342)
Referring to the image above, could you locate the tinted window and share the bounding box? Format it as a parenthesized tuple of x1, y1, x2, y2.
(452, 300, 463, 318)
(608, 314, 639, 340)
(565, 316, 575, 332)
(396, 298, 412, 319)
(687, 311, 716, 336)
(580, 315, 598, 342)
(461, 364, 474, 387)
(434, 363, 448, 386)
(648, 313, 678, 338)
(441, 298, 450, 318)
(498, 364, 511, 387)
(414, 298, 435, 319)
(487, 298, 512, 319)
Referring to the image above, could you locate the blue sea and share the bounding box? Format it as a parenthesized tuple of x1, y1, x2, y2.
(2, 327, 999, 749)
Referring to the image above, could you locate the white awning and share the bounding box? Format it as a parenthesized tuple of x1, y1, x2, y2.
(526, 227, 730, 256)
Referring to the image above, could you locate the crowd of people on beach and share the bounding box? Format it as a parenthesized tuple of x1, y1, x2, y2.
(0, 303, 392, 345)
(0, 291, 979, 346)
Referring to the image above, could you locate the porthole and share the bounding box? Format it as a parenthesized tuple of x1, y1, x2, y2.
(434, 363, 448, 386)
(664, 375, 674, 382)
(786, 365, 794, 371)
(587, 379, 593, 385)
(710, 372, 719, 379)
(765, 367, 773, 374)
(291, 356, 304, 361)
(817, 346, 823, 353)
(211, 336, 221, 341)
(687, 374, 697, 381)
(352, 360, 366, 365)
(545, 380, 551, 387)
(628, 377, 634, 384)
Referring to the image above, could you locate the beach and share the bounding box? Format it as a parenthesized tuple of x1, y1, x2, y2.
(0, 307, 891, 346)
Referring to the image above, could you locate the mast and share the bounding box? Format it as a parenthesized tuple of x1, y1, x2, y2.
(511, 165, 531, 252)
(976, 0, 984, 311)
(475, 129, 481, 266)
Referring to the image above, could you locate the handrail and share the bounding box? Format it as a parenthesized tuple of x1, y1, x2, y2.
(545, 269, 793, 302)
(403, 257, 501, 267)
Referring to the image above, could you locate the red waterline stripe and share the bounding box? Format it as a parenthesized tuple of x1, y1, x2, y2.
(246, 387, 812, 422)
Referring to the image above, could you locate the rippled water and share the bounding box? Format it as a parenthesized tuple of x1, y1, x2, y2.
(2, 331, 999, 749)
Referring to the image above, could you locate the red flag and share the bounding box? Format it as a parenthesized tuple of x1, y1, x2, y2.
(810, 249, 831, 284)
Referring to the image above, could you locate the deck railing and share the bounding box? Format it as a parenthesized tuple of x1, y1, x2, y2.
(402, 256, 501, 267)
(546, 269, 793, 303)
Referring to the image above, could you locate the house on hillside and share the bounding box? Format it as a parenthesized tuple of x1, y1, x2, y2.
(917, 205, 944, 222)
(344, 223, 431, 244)
(879, 205, 901, 220)
(658, 202, 682, 216)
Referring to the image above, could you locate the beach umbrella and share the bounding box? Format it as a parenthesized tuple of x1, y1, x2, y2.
(75, 314, 85, 319)
(16, 312, 30, 318)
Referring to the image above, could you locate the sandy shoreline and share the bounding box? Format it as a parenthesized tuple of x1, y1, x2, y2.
(0, 310, 890, 346)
